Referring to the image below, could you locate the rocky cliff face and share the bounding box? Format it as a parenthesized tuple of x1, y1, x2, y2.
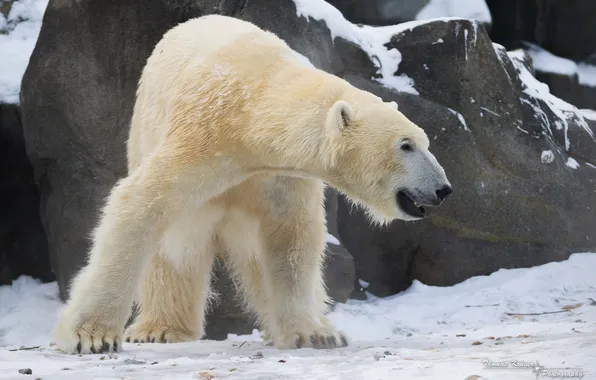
(1, 0, 594, 337)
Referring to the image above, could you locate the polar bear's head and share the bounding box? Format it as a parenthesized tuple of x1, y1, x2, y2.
(323, 99, 452, 225)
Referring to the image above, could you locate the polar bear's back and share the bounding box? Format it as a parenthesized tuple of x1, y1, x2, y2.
(128, 15, 299, 171)
(159, 15, 280, 60)
(146, 15, 294, 79)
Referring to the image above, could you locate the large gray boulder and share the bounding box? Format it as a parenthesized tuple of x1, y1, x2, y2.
(337, 20, 596, 296)
(0, 103, 53, 285)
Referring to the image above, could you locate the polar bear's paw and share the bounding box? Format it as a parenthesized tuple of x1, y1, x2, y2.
(273, 327, 348, 349)
(124, 323, 196, 344)
(53, 314, 121, 355)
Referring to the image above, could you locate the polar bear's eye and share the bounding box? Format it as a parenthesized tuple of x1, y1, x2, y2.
(401, 142, 413, 152)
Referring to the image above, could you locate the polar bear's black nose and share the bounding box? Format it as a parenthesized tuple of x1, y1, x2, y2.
(436, 185, 453, 202)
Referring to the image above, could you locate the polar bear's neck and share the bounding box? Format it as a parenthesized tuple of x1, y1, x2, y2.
(244, 64, 357, 181)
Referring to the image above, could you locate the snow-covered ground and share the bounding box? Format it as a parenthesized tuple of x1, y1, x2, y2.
(1, 253, 595, 379)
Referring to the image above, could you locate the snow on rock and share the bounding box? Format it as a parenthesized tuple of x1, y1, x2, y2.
(580, 108, 596, 120)
(293, 0, 418, 94)
(1, 253, 595, 379)
(524, 43, 596, 88)
(326, 233, 340, 245)
(565, 157, 580, 169)
(0, 0, 48, 104)
(540, 150, 554, 164)
(507, 49, 596, 151)
(416, 0, 492, 24)
(293, 0, 486, 95)
(448, 107, 469, 131)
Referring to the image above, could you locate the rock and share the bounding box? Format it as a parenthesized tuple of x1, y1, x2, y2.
(486, 0, 596, 61)
(324, 0, 492, 29)
(324, 0, 430, 26)
(203, 259, 255, 340)
(20, 0, 351, 338)
(535, 1, 596, 61)
(324, 186, 341, 241)
(519, 43, 596, 111)
(484, 1, 596, 111)
(534, 72, 596, 111)
(323, 186, 356, 304)
(323, 243, 355, 304)
(0, 103, 53, 285)
(0, 1, 14, 20)
(338, 20, 595, 296)
(475, 1, 596, 112)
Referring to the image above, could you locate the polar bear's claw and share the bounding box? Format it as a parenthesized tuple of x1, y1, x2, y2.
(54, 311, 122, 355)
(123, 323, 196, 344)
(71, 329, 121, 354)
(298, 332, 348, 349)
(279, 329, 348, 349)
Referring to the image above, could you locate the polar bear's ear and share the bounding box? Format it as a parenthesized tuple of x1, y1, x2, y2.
(327, 100, 354, 134)
(386, 101, 398, 110)
(323, 100, 353, 169)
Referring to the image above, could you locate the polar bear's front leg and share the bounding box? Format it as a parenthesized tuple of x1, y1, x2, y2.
(52, 146, 238, 355)
(52, 169, 174, 354)
(258, 179, 348, 349)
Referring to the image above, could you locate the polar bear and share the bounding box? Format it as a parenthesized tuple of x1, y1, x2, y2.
(53, 15, 452, 354)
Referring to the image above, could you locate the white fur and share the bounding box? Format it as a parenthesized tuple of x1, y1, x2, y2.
(52, 15, 450, 354)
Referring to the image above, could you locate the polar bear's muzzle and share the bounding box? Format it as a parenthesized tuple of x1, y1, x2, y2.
(396, 190, 426, 218)
(396, 184, 453, 219)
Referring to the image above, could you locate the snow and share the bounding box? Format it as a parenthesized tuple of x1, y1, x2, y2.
(580, 108, 596, 120)
(416, 0, 492, 24)
(565, 157, 580, 169)
(508, 50, 596, 151)
(0, 0, 48, 104)
(293, 0, 418, 95)
(540, 150, 554, 164)
(2, 253, 596, 379)
(525, 43, 596, 87)
(448, 108, 469, 131)
(326, 233, 340, 245)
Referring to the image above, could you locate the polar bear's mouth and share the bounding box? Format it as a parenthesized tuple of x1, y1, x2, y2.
(396, 191, 426, 218)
